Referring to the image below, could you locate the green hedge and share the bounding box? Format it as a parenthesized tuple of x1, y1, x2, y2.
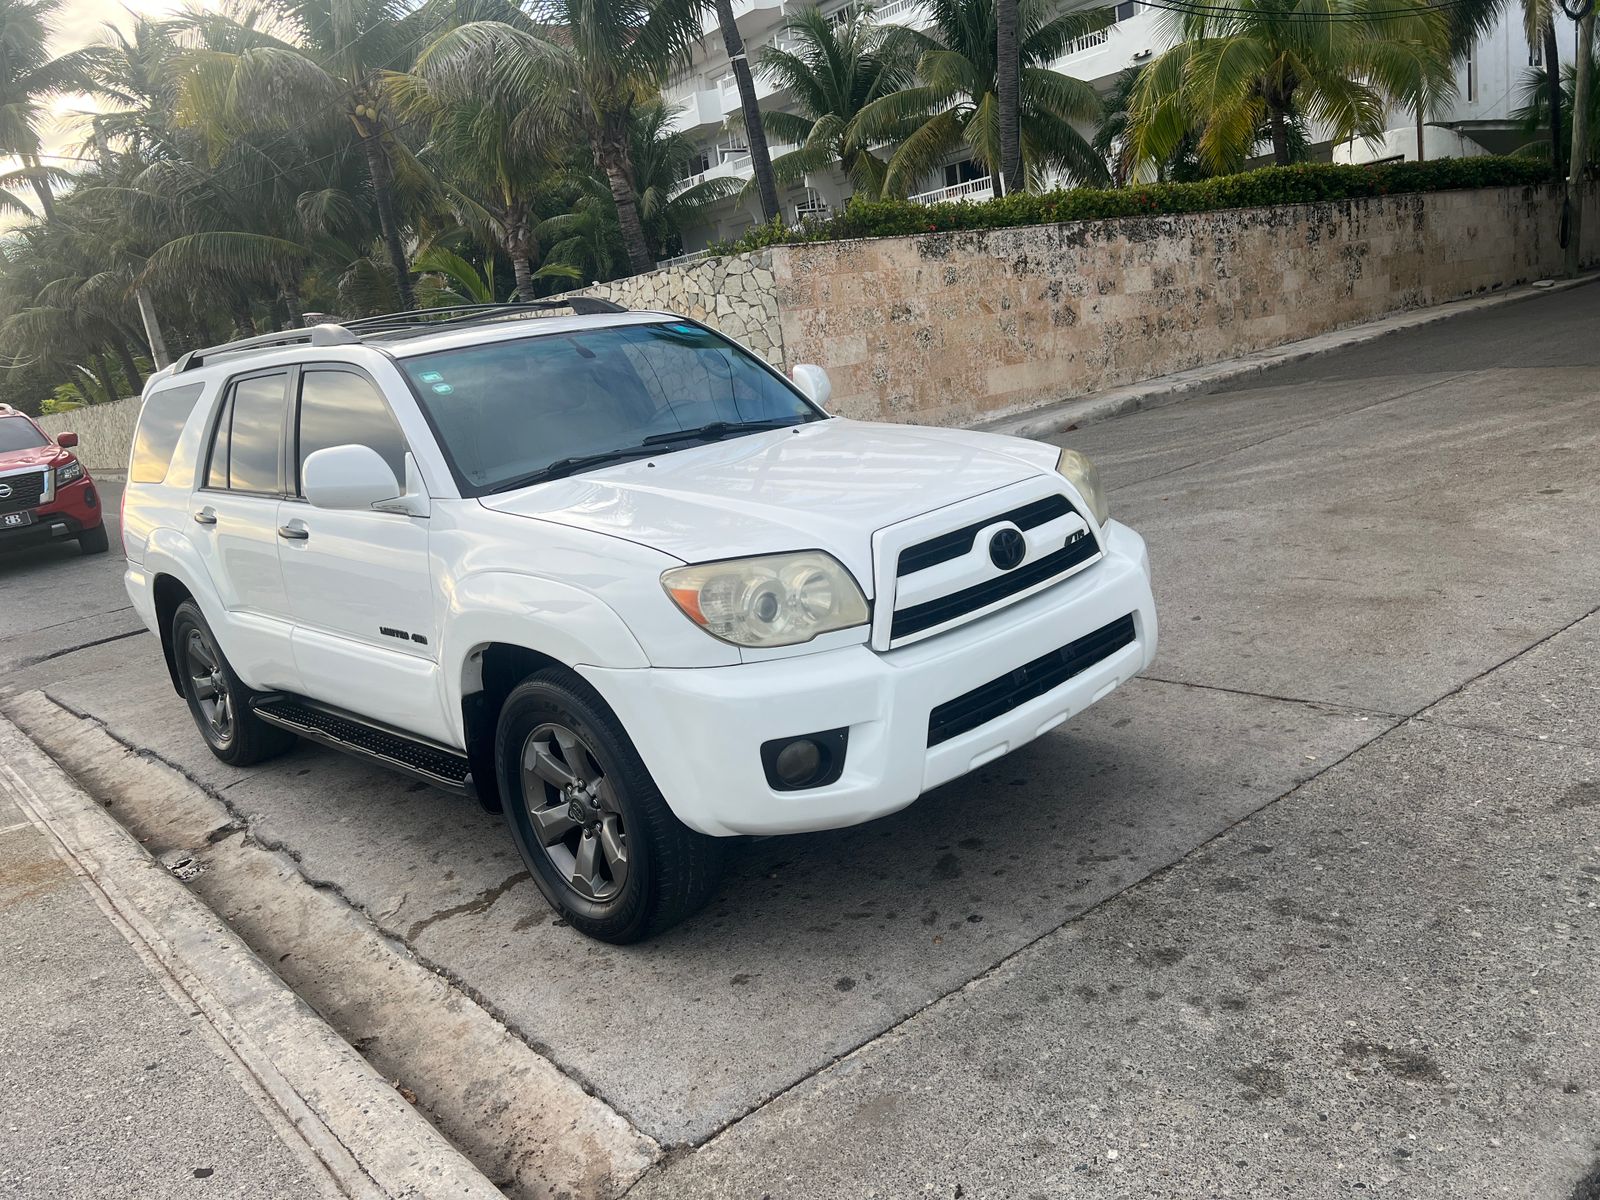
(713, 157, 1552, 255)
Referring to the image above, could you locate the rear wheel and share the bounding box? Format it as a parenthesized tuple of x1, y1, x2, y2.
(77, 522, 109, 555)
(495, 668, 724, 943)
(171, 600, 296, 766)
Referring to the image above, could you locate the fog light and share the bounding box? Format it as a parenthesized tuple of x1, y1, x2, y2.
(760, 728, 849, 792)
(775, 739, 821, 785)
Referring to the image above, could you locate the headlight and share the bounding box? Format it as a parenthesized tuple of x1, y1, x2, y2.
(662, 551, 869, 648)
(55, 459, 85, 487)
(1055, 448, 1108, 526)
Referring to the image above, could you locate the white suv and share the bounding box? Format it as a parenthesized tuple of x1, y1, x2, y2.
(122, 301, 1157, 942)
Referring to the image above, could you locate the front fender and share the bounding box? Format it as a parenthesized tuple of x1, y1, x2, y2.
(440, 570, 652, 744)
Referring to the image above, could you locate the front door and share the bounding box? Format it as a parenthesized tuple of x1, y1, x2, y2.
(277, 366, 448, 743)
(188, 368, 297, 690)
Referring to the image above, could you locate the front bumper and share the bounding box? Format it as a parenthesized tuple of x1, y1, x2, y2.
(583, 520, 1158, 837)
(0, 475, 102, 550)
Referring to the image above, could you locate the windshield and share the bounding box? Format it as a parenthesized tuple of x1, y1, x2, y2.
(398, 321, 820, 494)
(0, 415, 49, 453)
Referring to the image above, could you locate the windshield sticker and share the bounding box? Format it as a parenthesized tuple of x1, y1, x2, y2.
(430, 383, 454, 395)
(419, 371, 444, 383)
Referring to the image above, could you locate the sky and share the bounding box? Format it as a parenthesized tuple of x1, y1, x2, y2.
(2, 0, 186, 229)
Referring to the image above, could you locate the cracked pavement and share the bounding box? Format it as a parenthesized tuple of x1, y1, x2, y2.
(2, 284, 1597, 1196)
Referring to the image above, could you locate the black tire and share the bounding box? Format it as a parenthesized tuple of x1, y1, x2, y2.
(171, 600, 297, 767)
(495, 667, 724, 943)
(77, 522, 109, 555)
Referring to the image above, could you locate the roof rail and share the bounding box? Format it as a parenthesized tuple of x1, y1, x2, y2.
(340, 296, 626, 336)
(175, 324, 359, 373)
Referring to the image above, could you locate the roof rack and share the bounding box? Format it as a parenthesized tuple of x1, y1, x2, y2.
(341, 296, 627, 336)
(175, 324, 359, 374)
(172, 297, 628, 373)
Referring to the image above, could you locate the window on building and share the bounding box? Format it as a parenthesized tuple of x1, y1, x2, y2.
(943, 159, 987, 187)
(1464, 39, 1476, 102)
(1113, 1, 1137, 20)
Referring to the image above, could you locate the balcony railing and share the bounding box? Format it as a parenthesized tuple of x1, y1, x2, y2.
(1063, 25, 1111, 55)
(908, 176, 995, 205)
(657, 249, 712, 270)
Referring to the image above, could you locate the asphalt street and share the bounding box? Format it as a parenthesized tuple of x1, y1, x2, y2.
(1, 283, 1596, 1197)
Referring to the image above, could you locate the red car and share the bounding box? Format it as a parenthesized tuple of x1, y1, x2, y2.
(0, 404, 108, 555)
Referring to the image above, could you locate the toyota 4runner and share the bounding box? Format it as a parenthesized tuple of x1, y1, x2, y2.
(122, 300, 1157, 942)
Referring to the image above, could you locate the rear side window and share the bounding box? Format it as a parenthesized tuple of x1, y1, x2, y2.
(205, 372, 288, 494)
(295, 369, 407, 492)
(130, 383, 204, 484)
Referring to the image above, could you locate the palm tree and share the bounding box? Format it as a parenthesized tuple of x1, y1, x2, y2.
(171, 0, 437, 307)
(416, 0, 706, 276)
(1511, 47, 1600, 164)
(386, 68, 560, 297)
(707, 0, 780, 223)
(851, 0, 1111, 197)
(1127, 0, 1453, 173)
(0, 0, 96, 220)
(752, 5, 920, 199)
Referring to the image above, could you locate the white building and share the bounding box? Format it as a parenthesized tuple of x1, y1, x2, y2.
(663, 0, 1546, 261)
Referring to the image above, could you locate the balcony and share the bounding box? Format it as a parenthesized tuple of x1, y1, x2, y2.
(908, 176, 995, 205)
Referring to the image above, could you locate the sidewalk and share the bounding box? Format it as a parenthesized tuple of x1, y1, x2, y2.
(0, 786, 337, 1199)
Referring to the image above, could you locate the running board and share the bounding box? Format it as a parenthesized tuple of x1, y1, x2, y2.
(250, 695, 475, 797)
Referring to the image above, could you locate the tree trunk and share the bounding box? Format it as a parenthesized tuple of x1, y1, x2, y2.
(111, 337, 143, 395)
(1566, 6, 1595, 277)
(1270, 107, 1291, 166)
(1415, 105, 1425, 161)
(91, 354, 119, 404)
(597, 121, 654, 277)
(716, 0, 782, 224)
(1545, 20, 1565, 180)
(356, 113, 416, 309)
(509, 234, 536, 298)
(997, 0, 1023, 194)
(134, 286, 170, 368)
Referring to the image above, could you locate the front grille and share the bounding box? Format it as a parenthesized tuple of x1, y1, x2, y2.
(897, 494, 1072, 577)
(891, 530, 1098, 641)
(927, 614, 1136, 747)
(0, 471, 46, 514)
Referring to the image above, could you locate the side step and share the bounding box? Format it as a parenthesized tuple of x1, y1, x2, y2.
(251, 695, 475, 796)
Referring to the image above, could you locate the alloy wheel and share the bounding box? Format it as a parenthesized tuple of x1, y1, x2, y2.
(520, 722, 629, 901)
(184, 628, 233, 746)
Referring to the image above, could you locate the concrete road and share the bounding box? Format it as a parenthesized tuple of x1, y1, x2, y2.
(2, 284, 1597, 1197)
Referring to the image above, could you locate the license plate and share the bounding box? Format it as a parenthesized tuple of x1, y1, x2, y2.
(1, 511, 33, 528)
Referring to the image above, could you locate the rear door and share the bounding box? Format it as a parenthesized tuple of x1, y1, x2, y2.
(278, 365, 447, 742)
(189, 368, 297, 690)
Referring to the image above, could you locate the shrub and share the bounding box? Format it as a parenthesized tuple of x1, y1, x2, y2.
(709, 157, 1551, 255)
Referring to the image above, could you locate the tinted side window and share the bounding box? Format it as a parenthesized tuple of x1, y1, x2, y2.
(204, 373, 287, 493)
(296, 370, 407, 492)
(131, 383, 205, 484)
(227, 374, 288, 493)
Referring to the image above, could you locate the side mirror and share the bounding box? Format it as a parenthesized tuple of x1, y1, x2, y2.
(56, 431, 78, 448)
(791, 363, 832, 410)
(303, 445, 401, 511)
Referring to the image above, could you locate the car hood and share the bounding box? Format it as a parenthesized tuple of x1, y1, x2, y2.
(0, 445, 68, 470)
(478, 418, 1054, 591)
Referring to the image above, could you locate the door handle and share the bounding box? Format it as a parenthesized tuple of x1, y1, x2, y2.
(277, 524, 309, 541)
(192, 507, 217, 525)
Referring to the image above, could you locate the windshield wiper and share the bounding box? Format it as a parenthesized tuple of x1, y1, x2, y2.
(488, 445, 657, 492)
(640, 418, 807, 446)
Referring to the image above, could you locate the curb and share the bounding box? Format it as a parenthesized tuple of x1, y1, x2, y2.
(976, 274, 1597, 441)
(0, 713, 507, 1200)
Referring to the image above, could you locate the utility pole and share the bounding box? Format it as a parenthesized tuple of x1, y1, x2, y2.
(134, 287, 170, 370)
(1565, 4, 1595, 277)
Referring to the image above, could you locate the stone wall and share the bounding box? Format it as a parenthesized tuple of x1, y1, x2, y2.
(37, 183, 1588, 472)
(580, 248, 785, 369)
(769, 183, 1595, 426)
(36, 395, 140, 475)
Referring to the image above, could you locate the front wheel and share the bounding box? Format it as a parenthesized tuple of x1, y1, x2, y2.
(495, 668, 724, 943)
(77, 522, 109, 555)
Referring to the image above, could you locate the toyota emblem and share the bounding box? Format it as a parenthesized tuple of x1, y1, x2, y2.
(988, 527, 1026, 571)
(0, 483, 12, 500)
